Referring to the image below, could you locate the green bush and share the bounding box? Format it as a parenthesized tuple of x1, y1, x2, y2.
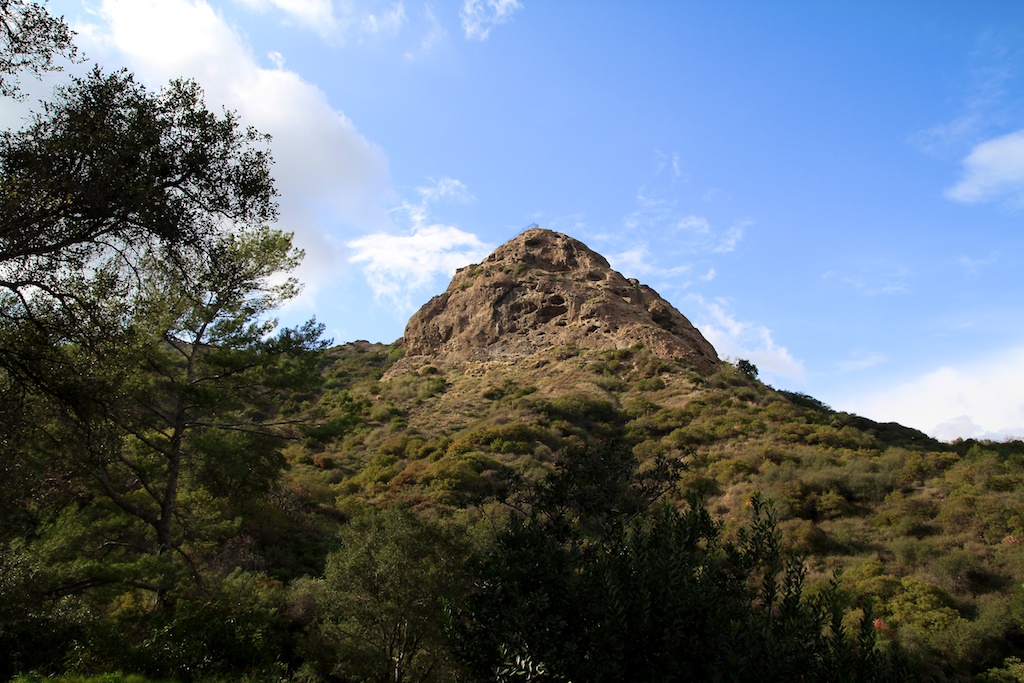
(301, 509, 469, 682)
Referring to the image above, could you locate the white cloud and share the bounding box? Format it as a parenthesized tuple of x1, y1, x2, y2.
(79, 0, 393, 307)
(363, 2, 407, 35)
(235, 0, 424, 46)
(946, 129, 1024, 206)
(687, 295, 805, 383)
(607, 244, 691, 280)
(843, 347, 1024, 441)
(404, 4, 446, 60)
(234, 0, 337, 35)
(912, 114, 985, 157)
(348, 225, 491, 306)
(394, 176, 474, 226)
(625, 201, 747, 256)
(417, 177, 474, 204)
(460, 0, 522, 41)
(349, 177, 492, 308)
(710, 221, 746, 254)
(650, 150, 684, 183)
(836, 351, 888, 373)
(676, 215, 710, 233)
(912, 31, 1015, 157)
(624, 155, 750, 255)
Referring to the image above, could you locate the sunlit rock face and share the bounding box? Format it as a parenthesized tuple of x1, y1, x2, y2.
(395, 227, 720, 374)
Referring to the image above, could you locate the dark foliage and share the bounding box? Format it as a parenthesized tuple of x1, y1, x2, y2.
(0, 0, 77, 98)
(455, 443, 917, 682)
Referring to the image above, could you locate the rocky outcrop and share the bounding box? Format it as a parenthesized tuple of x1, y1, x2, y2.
(392, 228, 720, 375)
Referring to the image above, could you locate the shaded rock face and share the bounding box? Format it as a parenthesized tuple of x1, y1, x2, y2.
(398, 228, 720, 374)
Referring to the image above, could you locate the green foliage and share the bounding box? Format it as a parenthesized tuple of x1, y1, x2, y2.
(381, 372, 447, 404)
(13, 676, 168, 683)
(458, 491, 914, 682)
(301, 509, 469, 682)
(736, 358, 759, 380)
(64, 571, 290, 681)
(778, 390, 832, 413)
(634, 376, 665, 391)
(536, 392, 617, 426)
(981, 656, 1024, 682)
(0, 541, 94, 679)
(482, 379, 538, 401)
(0, 30, 332, 677)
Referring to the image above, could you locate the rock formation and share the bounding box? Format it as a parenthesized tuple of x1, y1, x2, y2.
(393, 228, 720, 375)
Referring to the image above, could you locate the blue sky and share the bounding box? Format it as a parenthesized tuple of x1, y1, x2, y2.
(15, 0, 1024, 440)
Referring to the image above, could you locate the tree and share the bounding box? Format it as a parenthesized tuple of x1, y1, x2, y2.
(302, 509, 470, 683)
(0, 67, 276, 333)
(0, 8, 333, 675)
(37, 226, 326, 603)
(455, 444, 917, 682)
(0, 64, 282, 517)
(0, 0, 77, 98)
(0, 35, 316, 602)
(737, 358, 759, 380)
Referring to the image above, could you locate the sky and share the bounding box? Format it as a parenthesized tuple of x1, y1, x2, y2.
(10, 0, 1024, 441)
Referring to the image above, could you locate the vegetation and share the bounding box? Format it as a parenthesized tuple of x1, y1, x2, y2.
(3, 4, 1024, 681)
(0, 0, 77, 98)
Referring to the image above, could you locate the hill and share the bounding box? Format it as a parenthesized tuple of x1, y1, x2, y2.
(6, 226, 1024, 681)
(281, 229, 1024, 680)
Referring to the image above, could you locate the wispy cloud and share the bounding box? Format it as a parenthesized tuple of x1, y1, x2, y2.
(348, 178, 492, 308)
(911, 29, 1020, 156)
(396, 177, 474, 226)
(946, 128, 1024, 206)
(958, 253, 998, 277)
(823, 266, 911, 296)
(461, 0, 522, 41)
(607, 244, 692, 280)
(624, 198, 749, 256)
(403, 4, 446, 60)
(233, 0, 338, 36)
(234, 0, 432, 49)
(652, 149, 685, 183)
(837, 351, 888, 373)
(686, 295, 805, 383)
(570, 154, 751, 301)
(842, 347, 1024, 441)
(709, 222, 746, 254)
(362, 2, 407, 35)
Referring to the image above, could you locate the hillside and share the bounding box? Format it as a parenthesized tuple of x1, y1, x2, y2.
(6, 227, 1024, 681)
(279, 229, 1024, 680)
(292, 346, 1024, 680)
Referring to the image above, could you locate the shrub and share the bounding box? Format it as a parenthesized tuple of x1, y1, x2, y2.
(635, 377, 666, 391)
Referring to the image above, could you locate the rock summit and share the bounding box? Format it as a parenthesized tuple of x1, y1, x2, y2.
(395, 228, 720, 374)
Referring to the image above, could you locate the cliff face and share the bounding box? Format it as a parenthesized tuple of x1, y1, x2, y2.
(395, 228, 720, 374)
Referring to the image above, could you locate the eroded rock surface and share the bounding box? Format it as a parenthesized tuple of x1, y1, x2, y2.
(393, 228, 720, 375)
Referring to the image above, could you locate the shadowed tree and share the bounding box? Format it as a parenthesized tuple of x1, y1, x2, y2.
(0, 0, 77, 98)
